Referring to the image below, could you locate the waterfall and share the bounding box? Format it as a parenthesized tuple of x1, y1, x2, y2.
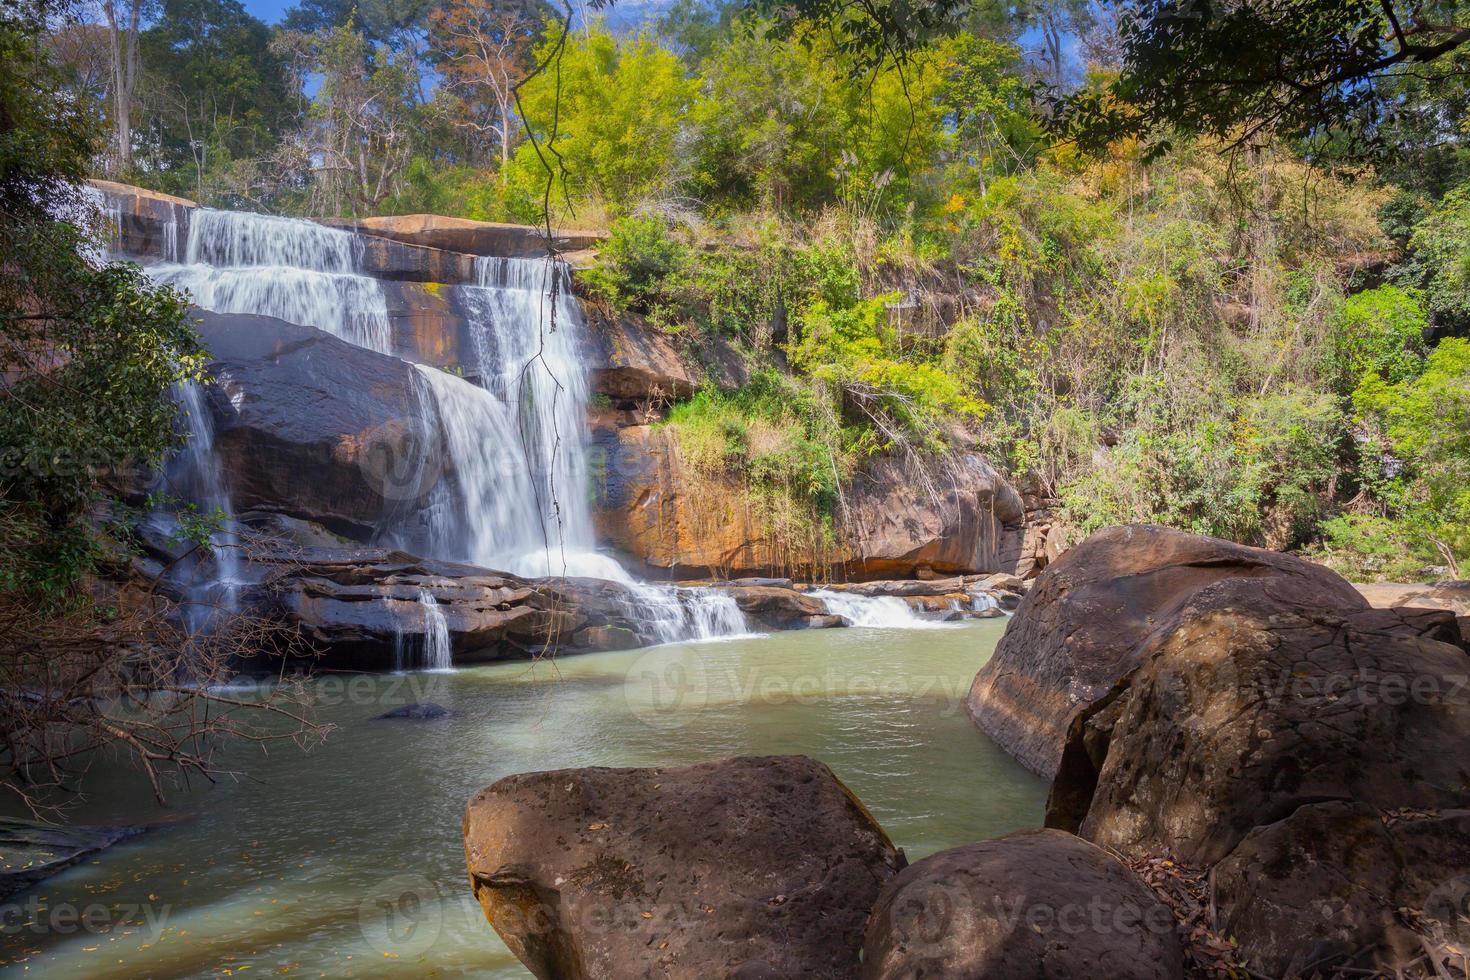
(96, 190, 749, 645)
(621, 585, 751, 643)
(419, 590, 453, 670)
(161, 379, 241, 624)
(407, 256, 628, 581)
(970, 592, 999, 613)
(808, 590, 930, 628)
(150, 209, 392, 353)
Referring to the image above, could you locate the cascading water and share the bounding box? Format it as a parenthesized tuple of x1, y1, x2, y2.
(414, 256, 748, 640)
(620, 585, 751, 644)
(100, 190, 750, 647)
(160, 379, 242, 626)
(418, 590, 453, 671)
(808, 589, 933, 628)
(149, 209, 392, 353)
(969, 592, 1000, 614)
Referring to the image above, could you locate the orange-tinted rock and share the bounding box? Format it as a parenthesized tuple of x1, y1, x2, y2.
(319, 213, 603, 257)
(90, 178, 195, 260)
(590, 423, 1024, 580)
(580, 304, 747, 406)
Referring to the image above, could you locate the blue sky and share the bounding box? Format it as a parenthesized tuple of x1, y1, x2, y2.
(236, 0, 678, 26)
(240, 0, 291, 22)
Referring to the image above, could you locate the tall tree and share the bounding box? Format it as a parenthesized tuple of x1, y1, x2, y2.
(100, 0, 153, 172)
(137, 0, 291, 201)
(275, 23, 423, 214)
(428, 0, 544, 178)
(1054, 0, 1470, 160)
(3, 0, 319, 812)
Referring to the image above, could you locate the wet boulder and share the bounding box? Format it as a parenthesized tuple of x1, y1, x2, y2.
(723, 584, 835, 629)
(862, 829, 1183, 980)
(0, 819, 145, 900)
(196, 309, 446, 541)
(463, 755, 902, 979)
(966, 525, 1366, 778)
(376, 702, 451, 719)
(256, 550, 654, 669)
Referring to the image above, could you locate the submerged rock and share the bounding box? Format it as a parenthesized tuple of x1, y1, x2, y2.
(376, 702, 451, 719)
(0, 819, 145, 900)
(862, 829, 1183, 980)
(463, 755, 902, 979)
(966, 524, 1366, 778)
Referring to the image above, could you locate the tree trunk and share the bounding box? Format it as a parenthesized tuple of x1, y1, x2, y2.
(103, 0, 141, 173)
(500, 99, 511, 186)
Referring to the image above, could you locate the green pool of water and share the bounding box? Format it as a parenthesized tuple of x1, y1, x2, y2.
(0, 620, 1045, 977)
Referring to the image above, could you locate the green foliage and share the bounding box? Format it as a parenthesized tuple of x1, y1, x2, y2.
(688, 21, 947, 214)
(1353, 337, 1470, 568)
(2, 0, 204, 600)
(1317, 514, 1445, 582)
(664, 370, 850, 524)
(1407, 185, 1470, 331)
(509, 23, 694, 217)
(1050, 0, 1470, 166)
(135, 0, 290, 202)
(1330, 285, 1427, 390)
(789, 295, 987, 449)
(583, 215, 690, 314)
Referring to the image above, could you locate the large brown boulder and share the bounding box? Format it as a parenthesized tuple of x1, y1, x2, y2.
(1209, 801, 1470, 976)
(196, 309, 446, 539)
(591, 420, 1024, 581)
(463, 755, 902, 979)
(862, 829, 1184, 980)
(723, 583, 839, 629)
(1052, 585, 1470, 865)
(966, 525, 1366, 777)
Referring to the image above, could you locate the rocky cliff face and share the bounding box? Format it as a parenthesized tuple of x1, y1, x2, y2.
(588, 418, 1026, 580)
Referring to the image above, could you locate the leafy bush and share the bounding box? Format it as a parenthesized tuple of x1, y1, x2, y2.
(1329, 285, 1427, 390)
(583, 214, 690, 315)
